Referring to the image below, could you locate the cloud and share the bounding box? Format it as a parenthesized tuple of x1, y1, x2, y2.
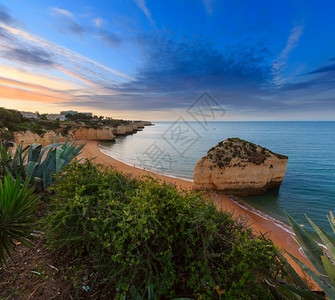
(129, 35, 273, 91)
(64, 20, 86, 36)
(2, 47, 54, 66)
(0, 26, 14, 41)
(0, 23, 131, 85)
(98, 30, 122, 47)
(0, 4, 16, 25)
(133, 0, 156, 28)
(51, 8, 86, 36)
(273, 24, 304, 82)
(52, 7, 74, 18)
(60, 34, 275, 112)
(94, 17, 103, 28)
(203, 0, 215, 16)
(307, 64, 335, 74)
(51, 10, 122, 46)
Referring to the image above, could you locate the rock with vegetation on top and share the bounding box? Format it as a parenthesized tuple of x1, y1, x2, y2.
(192, 138, 288, 196)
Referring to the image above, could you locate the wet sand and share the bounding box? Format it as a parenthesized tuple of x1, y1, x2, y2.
(77, 140, 317, 287)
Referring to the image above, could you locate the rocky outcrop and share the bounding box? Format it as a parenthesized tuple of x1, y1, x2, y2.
(13, 121, 153, 147)
(192, 138, 288, 196)
(74, 127, 115, 141)
(14, 131, 68, 148)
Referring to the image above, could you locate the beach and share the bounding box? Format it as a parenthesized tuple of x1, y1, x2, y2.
(78, 140, 316, 285)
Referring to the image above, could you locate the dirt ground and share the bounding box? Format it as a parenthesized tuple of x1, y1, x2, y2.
(0, 238, 94, 299)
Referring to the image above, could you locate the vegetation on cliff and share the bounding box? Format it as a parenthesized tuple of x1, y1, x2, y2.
(206, 138, 288, 169)
(0, 107, 150, 143)
(42, 160, 290, 299)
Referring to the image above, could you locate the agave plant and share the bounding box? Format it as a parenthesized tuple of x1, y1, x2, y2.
(24, 139, 85, 190)
(0, 173, 39, 267)
(0, 137, 85, 191)
(282, 211, 335, 299)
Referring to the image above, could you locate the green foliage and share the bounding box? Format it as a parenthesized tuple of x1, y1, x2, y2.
(282, 211, 335, 299)
(45, 160, 286, 299)
(6, 122, 19, 132)
(0, 173, 39, 267)
(0, 139, 84, 191)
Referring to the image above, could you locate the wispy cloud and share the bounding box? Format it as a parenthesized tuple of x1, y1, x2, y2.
(98, 30, 122, 47)
(133, 0, 156, 28)
(93, 17, 103, 28)
(203, 0, 215, 16)
(273, 24, 304, 83)
(0, 19, 132, 108)
(52, 7, 74, 18)
(0, 4, 16, 25)
(307, 63, 335, 74)
(3, 47, 54, 66)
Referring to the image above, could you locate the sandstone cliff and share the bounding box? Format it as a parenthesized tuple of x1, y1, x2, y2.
(14, 131, 68, 148)
(14, 121, 152, 148)
(14, 127, 115, 148)
(192, 138, 288, 196)
(74, 127, 115, 141)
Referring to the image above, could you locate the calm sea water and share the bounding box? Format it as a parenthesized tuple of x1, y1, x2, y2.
(100, 122, 335, 233)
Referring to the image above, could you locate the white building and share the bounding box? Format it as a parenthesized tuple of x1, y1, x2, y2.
(20, 111, 38, 119)
(46, 114, 66, 121)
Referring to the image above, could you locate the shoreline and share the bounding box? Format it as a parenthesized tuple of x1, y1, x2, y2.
(77, 140, 317, 287)
(99, 143, 194, 182)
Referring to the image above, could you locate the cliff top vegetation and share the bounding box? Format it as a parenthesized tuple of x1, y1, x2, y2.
(205, 137, 288, 169)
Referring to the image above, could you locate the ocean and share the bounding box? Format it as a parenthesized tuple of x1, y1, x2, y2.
(100, 121, 335, 234)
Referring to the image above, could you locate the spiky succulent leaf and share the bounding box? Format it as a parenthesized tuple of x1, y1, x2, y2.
(328, 212, 335, 234)
(306, 215, 335, 263)
(285, 211, 325, 275)
(278, 252, 309, 290)
(0, 173, 39, 267)
(321, 254, 335, 286)
(286, 252, 335, 298)
(28, 144, 42, 163)
(279, 285, 324, 300)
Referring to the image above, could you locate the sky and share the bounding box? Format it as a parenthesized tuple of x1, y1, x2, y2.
(0, 0, 334, 121)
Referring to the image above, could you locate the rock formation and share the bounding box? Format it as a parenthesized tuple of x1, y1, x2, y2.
(13, 121, 153, 148)
(192, 138, 288, 196)
(74, 127, 115, 141)
(14, 131, 68, 148)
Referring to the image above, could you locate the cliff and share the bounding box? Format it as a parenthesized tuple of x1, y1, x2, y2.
(74, 127, 115, 141)
(14, 131, 68, 148)
(13, 122, 153, 148)
(192, 138, 288, 196)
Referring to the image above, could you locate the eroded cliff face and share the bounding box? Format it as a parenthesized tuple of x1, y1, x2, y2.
(14, 131, 68, 148)
(74, 127, 115, 141)
(192, 138, 288, 196)
(112, 121, 152, 136)
(14, 127, 115, 148)
(14, 122, 153, 148)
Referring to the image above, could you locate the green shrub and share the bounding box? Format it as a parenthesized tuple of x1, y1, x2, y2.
(0, 173, 39, 266)
(45, 160, 286, 299)
(6, 122, 19, 132)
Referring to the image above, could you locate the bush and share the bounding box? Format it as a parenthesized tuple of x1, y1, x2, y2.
(44, 161, 286, 299)
(0, 174, 39, 266)
(6, 122, 19, 132)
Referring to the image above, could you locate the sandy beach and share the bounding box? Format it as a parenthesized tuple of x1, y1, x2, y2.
(77, 140, 316, 286)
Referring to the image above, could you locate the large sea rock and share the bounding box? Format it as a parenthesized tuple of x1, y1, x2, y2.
(192, 138, 288, 196)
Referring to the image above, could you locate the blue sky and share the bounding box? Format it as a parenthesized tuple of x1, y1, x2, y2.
(0, 0, 334, 120)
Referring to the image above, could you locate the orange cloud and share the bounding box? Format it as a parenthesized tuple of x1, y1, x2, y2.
(0, 83, 70, 103)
